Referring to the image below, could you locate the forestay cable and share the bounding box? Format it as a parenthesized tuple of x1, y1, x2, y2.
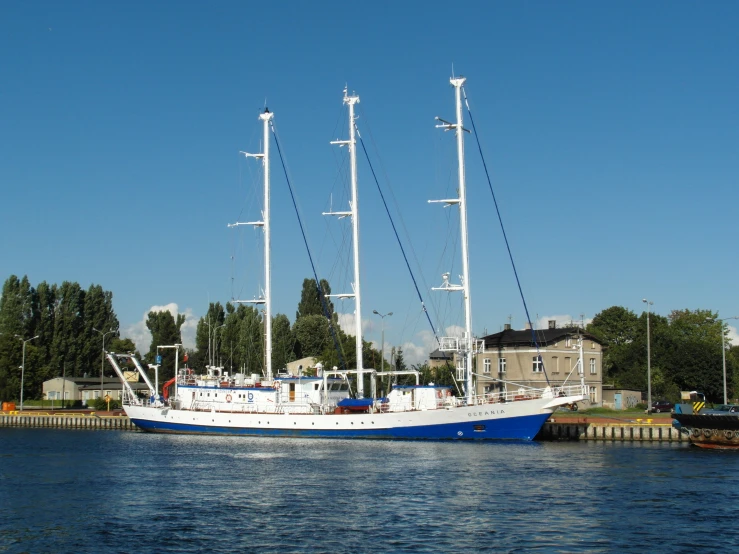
(355, 126, 439, 345)
(461, 86, 550, 385)
(270, 121, 346, 371)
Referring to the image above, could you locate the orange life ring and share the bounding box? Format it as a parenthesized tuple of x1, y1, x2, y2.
(225, 394, 232, 403)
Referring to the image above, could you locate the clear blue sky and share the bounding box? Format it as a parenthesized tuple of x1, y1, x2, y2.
(2, 1, 738, 364)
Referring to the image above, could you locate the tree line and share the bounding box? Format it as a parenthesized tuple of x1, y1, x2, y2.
(0, 275, 411, 402)
(1, 273, 736, 403)
(586, 306, 739, 403)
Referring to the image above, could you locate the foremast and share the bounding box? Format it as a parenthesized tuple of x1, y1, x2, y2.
(430, 76, 478, 405)
(229, 108, 274, 382)
(323, 88, 366, 397)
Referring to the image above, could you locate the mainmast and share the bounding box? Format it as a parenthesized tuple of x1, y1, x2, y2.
(229, 108, 274, 382)
(430, 76, 476, 404)
(323, 87, 365, 397)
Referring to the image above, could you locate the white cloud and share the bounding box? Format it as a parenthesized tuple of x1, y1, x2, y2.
(535, 314, 592, 330)
(336, 311, 376, 336)
(122, 303, 198, 354)
(399, 325, 465, 367)
(728, 325, 739, 347)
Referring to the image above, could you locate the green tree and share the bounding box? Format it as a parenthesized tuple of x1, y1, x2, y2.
(0, 275, 124, 402)
(193, 302, 226, 368)
(294, 314, 331, 358)
(236, 304, 264, 376)
(146, 310, 185, 382)
(108, 337, 139, 357)
(296, 278, 334, 321)
(394, 347, 407, 372)
(82, 284, 119, 376)
(587, 306, 640, 387)
(0, 275, 35, 400)
(51, 281, 86, 378)
(664, 310, 722, 401)
(272, 313, 296, 371)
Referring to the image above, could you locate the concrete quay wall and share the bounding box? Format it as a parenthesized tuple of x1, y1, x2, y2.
(539, 419, 686, 442)
(0, 412, 136, 431)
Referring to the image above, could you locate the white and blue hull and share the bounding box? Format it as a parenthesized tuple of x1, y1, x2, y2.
(124, 395, 577, 440)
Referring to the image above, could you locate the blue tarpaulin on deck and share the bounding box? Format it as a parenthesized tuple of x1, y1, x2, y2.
(337, 398, 374, 407)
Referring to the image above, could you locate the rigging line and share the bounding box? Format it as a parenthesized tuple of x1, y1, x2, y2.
(356, 105, 436, 305)
(355, 125, 439, 345)
(461, 85, 550, 386)
(270, 121, 346, 371)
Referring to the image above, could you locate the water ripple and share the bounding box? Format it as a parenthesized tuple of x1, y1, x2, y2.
(1, 429, 739, 553)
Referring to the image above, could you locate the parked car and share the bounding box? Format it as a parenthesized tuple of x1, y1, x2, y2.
(651, 400, 673, 413)
(703, 404, 739, 414)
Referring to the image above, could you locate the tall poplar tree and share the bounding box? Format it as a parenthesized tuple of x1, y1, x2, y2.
(145, 310, 185, 382)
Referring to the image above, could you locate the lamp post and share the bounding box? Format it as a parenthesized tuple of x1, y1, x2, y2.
(642, 299, 653, 413)
(15, 334, 39, 411)
(372, 310, 393, 374)
(709, 315, 739, 404)
(93, 327, 117, 394)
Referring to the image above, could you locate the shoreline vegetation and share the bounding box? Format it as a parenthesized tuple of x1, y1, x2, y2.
(1, 274, 738, 408)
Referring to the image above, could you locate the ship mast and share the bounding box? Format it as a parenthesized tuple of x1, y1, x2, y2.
(430, 76, 475, 404)
(323, 87, 365, 397)
(229, 108, 274, 382)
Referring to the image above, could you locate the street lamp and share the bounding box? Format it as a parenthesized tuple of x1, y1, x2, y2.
(642, 299, 653, 413)
(708, 315, 739, 404)
(372, 310, 393, 373)
(15, 334, 39, 411)
(93, 327, 117, 394)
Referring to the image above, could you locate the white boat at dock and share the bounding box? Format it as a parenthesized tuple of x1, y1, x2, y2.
(108, 76, 586, 439)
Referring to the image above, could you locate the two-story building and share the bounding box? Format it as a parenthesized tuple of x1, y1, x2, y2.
(43, 375, 150, 405)
(473, 321, 604, 406)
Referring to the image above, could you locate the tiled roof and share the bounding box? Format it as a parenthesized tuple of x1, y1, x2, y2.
(429, 348, 452, 360)
(480, 328, 602, 348)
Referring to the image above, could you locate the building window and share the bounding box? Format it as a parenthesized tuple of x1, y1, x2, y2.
(565, 357, 571, 373)
(552, 356, 559, 374)
(498, 358, 506, 373)
(590, 358, 596, 374)
(565, 337, 572, 347)
(589, 386, 598, 403)
(591, 341, 596, 349)
(532, 356, 543, 373)
(483, 358, 491, 374)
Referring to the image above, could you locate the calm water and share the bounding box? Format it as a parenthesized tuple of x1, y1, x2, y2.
(1, 429, 738, 553)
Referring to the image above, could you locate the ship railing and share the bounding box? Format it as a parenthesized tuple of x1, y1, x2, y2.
(189, 401, 282, 414)
(471, 383, 586, 406)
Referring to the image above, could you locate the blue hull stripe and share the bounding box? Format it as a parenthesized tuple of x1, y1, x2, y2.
(130, 412, 551, 441)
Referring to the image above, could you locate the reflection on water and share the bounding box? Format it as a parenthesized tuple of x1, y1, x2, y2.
(1, 429, 738, 553)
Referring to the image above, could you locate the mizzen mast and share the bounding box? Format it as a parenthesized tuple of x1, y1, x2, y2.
(430, 76, 477, 404)
(323, 87, 366, 397)
(229, 108, 274, 382)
